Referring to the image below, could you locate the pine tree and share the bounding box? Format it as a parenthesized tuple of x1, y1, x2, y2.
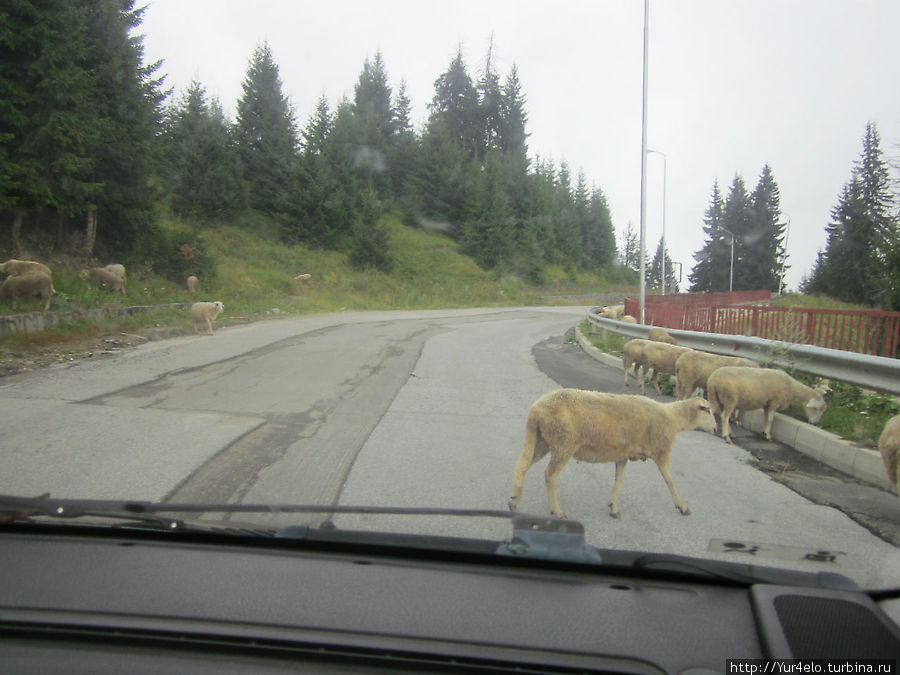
(803, 123, 896, 306)
(426, 49, 480, 156)
(746, 164, 787, 291)
(234, 41, 298, 215)
(302, 94, 332, 156)
(162, 81, 244, 221)
(476, 36, 503, 156)
(649, 236, 678, 292)
(619, 221, 640, 273)
(689, 181, 728, 292)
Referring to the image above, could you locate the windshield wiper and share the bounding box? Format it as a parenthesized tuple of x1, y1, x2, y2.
(0, 494, 859, 590)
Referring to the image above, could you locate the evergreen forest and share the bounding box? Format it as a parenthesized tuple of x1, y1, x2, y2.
(0, 2, 621, 288)
(2, 2, 898, 309)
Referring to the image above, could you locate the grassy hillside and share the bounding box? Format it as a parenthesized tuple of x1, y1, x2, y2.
(0, 212, 635, 355)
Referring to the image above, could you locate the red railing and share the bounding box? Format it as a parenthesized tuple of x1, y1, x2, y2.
(624, 293, 900, 358)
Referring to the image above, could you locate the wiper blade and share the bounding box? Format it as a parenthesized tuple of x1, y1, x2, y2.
(0, 493, 525, 533)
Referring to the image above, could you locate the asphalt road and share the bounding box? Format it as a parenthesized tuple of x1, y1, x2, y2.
(1, 307, 898, 588)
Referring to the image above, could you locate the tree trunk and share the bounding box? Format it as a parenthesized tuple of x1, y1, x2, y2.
(56, 211, 68, 250)
(11, 212, 23, 254)
(84, 207, 97, 258)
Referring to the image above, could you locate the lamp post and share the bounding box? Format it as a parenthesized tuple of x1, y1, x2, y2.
(638, 0, 649, 324)
(721, 227, 736, 293)
(646, 148, 666, 295)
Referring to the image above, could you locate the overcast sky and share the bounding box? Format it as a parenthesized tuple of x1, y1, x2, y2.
(139, 0, 900, 291)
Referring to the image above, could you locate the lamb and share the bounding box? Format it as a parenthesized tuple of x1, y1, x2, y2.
(507, 390, 716, 519)
(674, 351, 759, 400)
(706, 366, 830, 443)
(186, 275, 199, 292)
(622, 338, 651, 387)
(648, 326, 677, 345)
(81, 267, 126, 295)
(639, 342, 693, 395)
(878, 415, 900, 498)
(621, 315, 637, 323)
(104, 263, 126, 280)
(0, 259, 53, 279)
(191, 300, 224, 335)
(0, 272, 55, 311)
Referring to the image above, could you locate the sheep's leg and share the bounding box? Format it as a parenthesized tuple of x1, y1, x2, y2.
(653, 371, 662, 395)
(656, 456, 691, 515)
(206, 317, 213, 335)
(763, 404, 777, 440)
(719, 404, 734, 443)
(544, 451, 573, 520)
(509, 419, 546, 511)
(623, 359, 631, 387)
(607, 460, 627, 519)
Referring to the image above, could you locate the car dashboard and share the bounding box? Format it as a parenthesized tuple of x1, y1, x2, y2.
(1, 521, 898, 674)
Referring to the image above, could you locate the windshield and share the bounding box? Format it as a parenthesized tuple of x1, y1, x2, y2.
(1, 1, 899, 592)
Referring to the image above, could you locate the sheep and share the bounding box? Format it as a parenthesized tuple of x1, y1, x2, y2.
(293, 273, 312, 282)
(600, 304, 625, 319)
(648, 326, 677, 345)
(706, 366, 830, 443)
(0, 272, 55, 311)
(622, 338, 652, 387)
(621, 314, 637, 323)
(186, 275, 199, 292)
(0, 259, 52, 279)
(674, 351, 759, 400)
(507, 389, 717, 519)
(878, 415, 900, 497)
(80, 267, 126, 295)
(639, 342, 693, 395)
(191, 300, 224, 335)
(104, 263, 126, 280)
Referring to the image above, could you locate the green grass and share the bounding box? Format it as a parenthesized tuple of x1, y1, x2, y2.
(0, 213, 634, 353)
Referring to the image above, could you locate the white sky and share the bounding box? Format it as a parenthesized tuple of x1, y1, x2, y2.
(139, 0, 900, 291)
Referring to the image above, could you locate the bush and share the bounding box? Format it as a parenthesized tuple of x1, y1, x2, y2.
(134, 222, 217, 285)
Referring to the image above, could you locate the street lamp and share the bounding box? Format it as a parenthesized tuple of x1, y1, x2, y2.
(646, 148, 666, 295)
(721, 227, 736, 293)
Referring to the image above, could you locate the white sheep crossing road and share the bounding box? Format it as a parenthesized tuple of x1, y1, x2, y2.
(0, 307, 898, 588)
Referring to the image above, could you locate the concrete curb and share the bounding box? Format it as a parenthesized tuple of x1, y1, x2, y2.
(575, 325, 894, 493)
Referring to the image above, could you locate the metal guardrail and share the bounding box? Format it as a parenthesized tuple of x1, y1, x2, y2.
(587, 307, 900, 396)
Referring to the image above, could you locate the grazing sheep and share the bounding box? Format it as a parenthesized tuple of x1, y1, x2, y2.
(621, 315, 637, 323)
(622, 338, 651, 387)
(0, 272, 55, 311)
(879, 415, 900, 497)
(674, 351, 759, 400)
(81, 267, 126, 295)
(191, 300, 224, 335)
(648, 326, 677, 345)
(186, 275, 199, 293)
(508, 390, 717, 519)
(104, 263, 126, 280)
(600, 304, 625, 319)
(293, 273, 312, 282)
(639, 342, 693, 395)
(706, 366, 830, 443)
(0, 259, 52, 279)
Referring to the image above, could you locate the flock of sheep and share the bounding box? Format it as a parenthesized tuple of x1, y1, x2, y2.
(0, 258, 225, 335)
(509, 308, 900, 521)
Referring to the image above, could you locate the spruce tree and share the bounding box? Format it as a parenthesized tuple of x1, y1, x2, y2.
(803, 123, 896, 306)
(746, 164, 787, 291)
(689, 181, 727, 292)
(162, 82, 245, 221)
(234, 42, 298, 215)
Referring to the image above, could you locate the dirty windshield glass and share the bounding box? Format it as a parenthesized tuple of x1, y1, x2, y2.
(1, 1, 899, 591)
